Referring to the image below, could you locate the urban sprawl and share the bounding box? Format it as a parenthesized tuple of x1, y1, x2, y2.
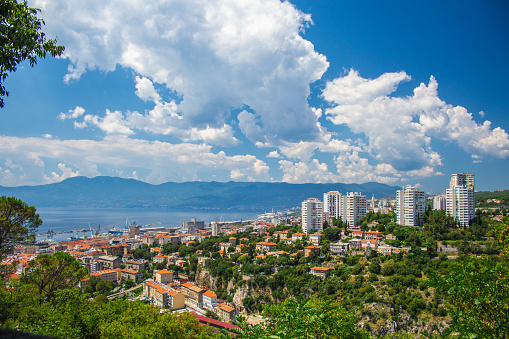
(1, 173, 481, 329)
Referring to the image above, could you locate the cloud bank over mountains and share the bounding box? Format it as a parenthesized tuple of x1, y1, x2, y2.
(0, 0, 507, 187)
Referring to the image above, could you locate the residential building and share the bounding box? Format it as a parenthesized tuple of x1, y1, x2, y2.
(202, 290, 218, 311)
(216, 303, 236, 323)
(181, 282, 205, 309)
(126, 260, 147, 271)
(323, 191, 343, 222)
(433, 195, 446, 210)
(329, 242, 349, 254)
(450, 173, 475, 191)
(121, 268, 143, 282)
(154, 269, 173, 284)
(310, 267, 330, 279)
(301, 198, 324, 234)
(396, 185, 425, 226)
(446, 186, 475, 226)
(309, 233, 322, 246)
(377, 245, 392, 256)
(345, 192, 367, 227)
(304, 245, 320, 257)
(255, 242, 277, 252)
(446, 173, 475, 226)
(96, 255, 121, 270)
(361, 239, 378, 250)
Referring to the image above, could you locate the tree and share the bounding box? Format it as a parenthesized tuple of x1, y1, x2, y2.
(22, 252, 88, 298)
(262, 297, 370, 339)
(0, 196, 42, 261)
(431, 256, 509, 338)
(0, 0, 64, 107)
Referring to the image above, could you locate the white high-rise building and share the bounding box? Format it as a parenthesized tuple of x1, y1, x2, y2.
(396, 185, 425, 226)
(446, 174, 475, 226)
(433, 195, 446, 210)
(324, 191, 343, 222)
(301, 198, 324, 234)
(344, 192, 366, 227)
(450, 173, 475, 191)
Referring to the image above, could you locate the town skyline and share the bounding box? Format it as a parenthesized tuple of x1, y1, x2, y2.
(1, 0, 508, 194)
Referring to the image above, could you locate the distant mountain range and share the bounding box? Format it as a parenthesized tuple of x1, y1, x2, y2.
(0, 176, 400, 211)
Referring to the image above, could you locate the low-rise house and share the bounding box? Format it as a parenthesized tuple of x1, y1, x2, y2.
(386, 234, 397, 241)
(181, 282, 205, 308)
(309, 233, 322, 246)
(291, 232, 306, 242)
(365, 231, 383, 240)
(216, 303, 236, 323)
(329, 242, 349, 254)
(310, 267, 330, 279)
(126, 260, 147, 271)
(97, 255, 121, 270)
(168, 289, 185, 310)
(304, 245, 320, 257)
(202, 290, 218, 310)
(255, 242, 277, 252)
(91, 269, 118, 282)
(273, 230, 289, 240)
(154, 269, 173, 284)
(361, 239, 378, 250)
(153, 254, 168, 263)
(121, 268, 143, 282)
(348, 238, 362, 250)
(351, 230, 364, 238)
(377, 245, 392, 256)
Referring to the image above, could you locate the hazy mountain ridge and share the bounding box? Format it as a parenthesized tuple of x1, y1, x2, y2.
(0, 176, 400, 210)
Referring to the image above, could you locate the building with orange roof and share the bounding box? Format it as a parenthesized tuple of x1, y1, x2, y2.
(216, 303, 236, 323)
(126, 260, 148, 271)
(361, 239, 378, 250)
(203, 290, 218, 310)
(310, 267, 330, 279)
(121, 268, 143, 282)
(153, 254, 169, 263)
(255, 242, 277, 252)
(291, 232, 306, 242)
(181, 282, 206, 308)
(304, 245, 320, 257)
(90, 269, 118, 282)
(154, 269, 173, 284)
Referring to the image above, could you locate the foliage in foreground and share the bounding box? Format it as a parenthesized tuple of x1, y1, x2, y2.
(0, 0, 65, 107)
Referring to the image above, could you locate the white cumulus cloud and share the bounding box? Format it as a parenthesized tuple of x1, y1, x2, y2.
(33, 0, 329, 145)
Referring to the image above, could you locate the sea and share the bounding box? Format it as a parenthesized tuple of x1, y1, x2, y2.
(35, 207, 262, 242)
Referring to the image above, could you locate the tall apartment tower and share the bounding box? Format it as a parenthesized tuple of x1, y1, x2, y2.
(344, 192, 367, 227)
(396, 185, 425, 226)
(211, 221, 220, 236)
(446, 174, 474, 226)
(324, 191, 342, 222)
(433, 195, 446, 210)
(301, 198, 324, 234)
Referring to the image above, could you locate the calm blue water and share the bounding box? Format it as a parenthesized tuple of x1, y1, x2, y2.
(35, 207, 261, 242)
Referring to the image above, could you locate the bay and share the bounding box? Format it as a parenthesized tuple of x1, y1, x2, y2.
(35, 207, 261, 242)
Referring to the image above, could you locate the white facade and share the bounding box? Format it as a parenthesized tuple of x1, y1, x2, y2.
(396, 186, 425, 226)
(323, 191, 343, 222)
(446, 174, 475, 226)
(345, 192, 367, 227)
(446, 186, 474, 226)
(433, 195, 446, 210)
(302, 198, 324, 234)
(211, 222, 220, 236)
(450, 173, 475, 191)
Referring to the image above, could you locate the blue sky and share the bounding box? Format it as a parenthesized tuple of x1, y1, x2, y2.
(1, 0, 508, 194)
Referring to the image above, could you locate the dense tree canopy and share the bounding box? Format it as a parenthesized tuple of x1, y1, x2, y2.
(0, 0, 64, 107)
(0, 196, 42, 261)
